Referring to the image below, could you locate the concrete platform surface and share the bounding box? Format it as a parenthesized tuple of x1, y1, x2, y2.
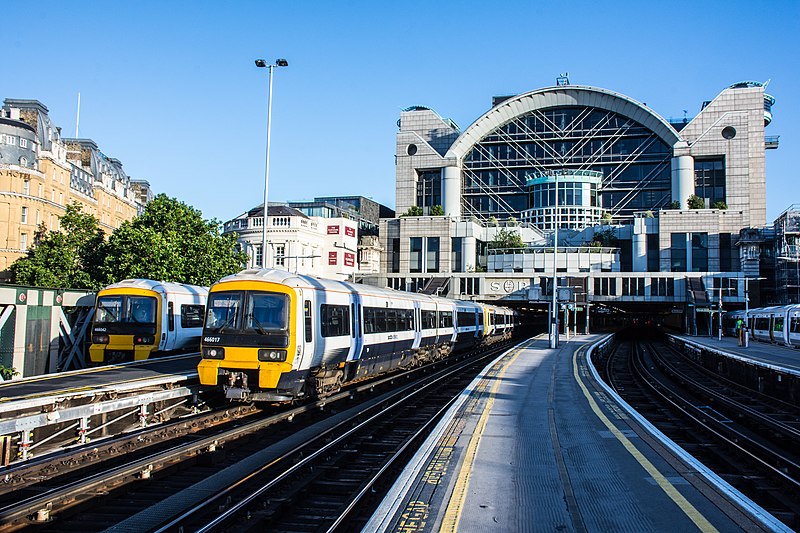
(367, 335, 789, 533)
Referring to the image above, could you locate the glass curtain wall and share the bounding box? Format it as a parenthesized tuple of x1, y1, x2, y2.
(462, 107, 672, 221)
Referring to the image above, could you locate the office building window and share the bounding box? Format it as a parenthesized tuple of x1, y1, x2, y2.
(691, 232, 708, 272)
(651, 278, 674, 297)
(390, 238, 400, 273)
(452, 237, 463, 273)
(694, 158, 725, 206)
(410, 237, 423, 273)
(275, 244, 285, 267)
(719, 233, 734, 272)
(426, 237, 440, 273)
(416, 169, 442, 209)
(647, 234, 659, 272)
(670, 233, 686, 272)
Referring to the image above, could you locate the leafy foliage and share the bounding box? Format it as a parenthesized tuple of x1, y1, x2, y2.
(102, 195, 247, 286)
(712, 200, 728, 210)
(588, 228, 618, 248)
(687, 194, 706, 209)
(10, 203, 107, 289)
(667, 201, 681, 209)
(429, 205, 444, 216)
(399, 206, 423, 217)
(489, 227, 525, 249)
(0, 364, 17, 380)
(9, 195, 247, 290)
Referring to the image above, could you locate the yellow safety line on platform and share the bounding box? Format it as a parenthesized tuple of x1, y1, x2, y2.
(439, 342, 527, 533)
(572, 346, 719, 533)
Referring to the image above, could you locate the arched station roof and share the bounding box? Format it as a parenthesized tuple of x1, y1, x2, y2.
(446, 85, 681, 161)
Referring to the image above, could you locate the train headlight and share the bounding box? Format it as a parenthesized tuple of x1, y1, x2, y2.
(134, 335, 155, 345)
(258, 349, 287, 362)
(92, 334, 110, 344)
(202, 346, 225, 359)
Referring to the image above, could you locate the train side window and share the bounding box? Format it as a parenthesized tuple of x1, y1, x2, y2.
(774, 317, 784, 332)
(792, 317, 800, 334)
(304, 300, 312, 342)
(181, 305, 205, 328)
(439, 311, 453, 328)
(168, 301, 175, 331)
(321, 304, 350, 337)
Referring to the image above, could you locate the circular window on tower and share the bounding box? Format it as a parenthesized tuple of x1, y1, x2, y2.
(406, 144, 418, 156)
(721, 126, 736, 140)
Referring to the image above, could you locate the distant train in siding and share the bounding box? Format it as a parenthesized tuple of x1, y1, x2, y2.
(747, 304, 800, 347)
(197, 269, 520, 402)
(90, 279, 208, 364)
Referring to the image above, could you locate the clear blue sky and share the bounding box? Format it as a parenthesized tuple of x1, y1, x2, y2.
(3, 0, 798, 223)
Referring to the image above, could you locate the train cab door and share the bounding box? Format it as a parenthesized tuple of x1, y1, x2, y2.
(298, 290, 315, 370)
(347, 293, 363, 362)
(162, 299, 176, 351)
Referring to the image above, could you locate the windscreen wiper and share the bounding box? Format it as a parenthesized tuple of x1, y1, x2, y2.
(246, 313, 268, 335)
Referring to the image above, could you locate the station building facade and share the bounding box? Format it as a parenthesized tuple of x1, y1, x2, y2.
(0, 99, 152, 276)
(370, 80, 781, 328)
(222, 196, 394, 280)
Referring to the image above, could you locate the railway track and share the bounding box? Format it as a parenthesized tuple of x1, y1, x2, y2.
(0, 338, 518, 531)
(600, 335, 800, 529)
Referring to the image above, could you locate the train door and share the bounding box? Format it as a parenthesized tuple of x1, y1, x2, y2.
(789, 310, 800, 347)
(412, 301, 422, 349)
(347, 292, 363, 361)
(773, 312, 786, 345)
(162, 298, 176, 351)
(297, 289, 315, 370)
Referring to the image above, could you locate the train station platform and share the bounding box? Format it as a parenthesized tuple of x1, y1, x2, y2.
(367, 335, 789, 532)
(673, 334, 800, 374)
(0, 354, 202, 455)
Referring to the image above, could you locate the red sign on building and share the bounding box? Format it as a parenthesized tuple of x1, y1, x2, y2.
(328, 251, 338, 265)
(344, 226, 356, 238)
(344, 252, 355, 267)
(327, 225, 340, 235)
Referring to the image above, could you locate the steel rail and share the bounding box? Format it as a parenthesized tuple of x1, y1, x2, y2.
(162, 343, 510, 532)
(633, 342, 800, 491)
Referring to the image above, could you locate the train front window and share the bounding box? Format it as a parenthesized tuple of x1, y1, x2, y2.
(96, 296, 124, 323)
(245, 293, 288, 333)
(205, 291, 242, 332)
(126, 297, 157, 324)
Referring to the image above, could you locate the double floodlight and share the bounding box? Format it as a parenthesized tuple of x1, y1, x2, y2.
(255, 58, 289, 68)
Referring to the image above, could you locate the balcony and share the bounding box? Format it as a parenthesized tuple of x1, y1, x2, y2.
(765, 135, 780, 150)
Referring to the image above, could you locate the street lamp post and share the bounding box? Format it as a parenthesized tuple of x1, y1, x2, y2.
(255, 58, 289, 268)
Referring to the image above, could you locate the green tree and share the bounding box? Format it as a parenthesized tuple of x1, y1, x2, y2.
(10, 203, 107, 289)
(399, 205, 423, 217)
(712, 200, 728, 210)
(667, 201, 681, 209)
(489, 227, 525, 249)
(589, 228, 618, 248)
(429, 205, 444, 216)
(102, 195, 247, 286)
(687, 194, 706, 209)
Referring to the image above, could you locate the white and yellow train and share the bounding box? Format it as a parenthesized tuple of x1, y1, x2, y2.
(90, 279, 209, 364)
(198, 269, 519, 402)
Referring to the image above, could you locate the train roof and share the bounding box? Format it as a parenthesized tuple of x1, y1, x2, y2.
(100, 279, 209, 296)
(213, 269, 509, 310)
